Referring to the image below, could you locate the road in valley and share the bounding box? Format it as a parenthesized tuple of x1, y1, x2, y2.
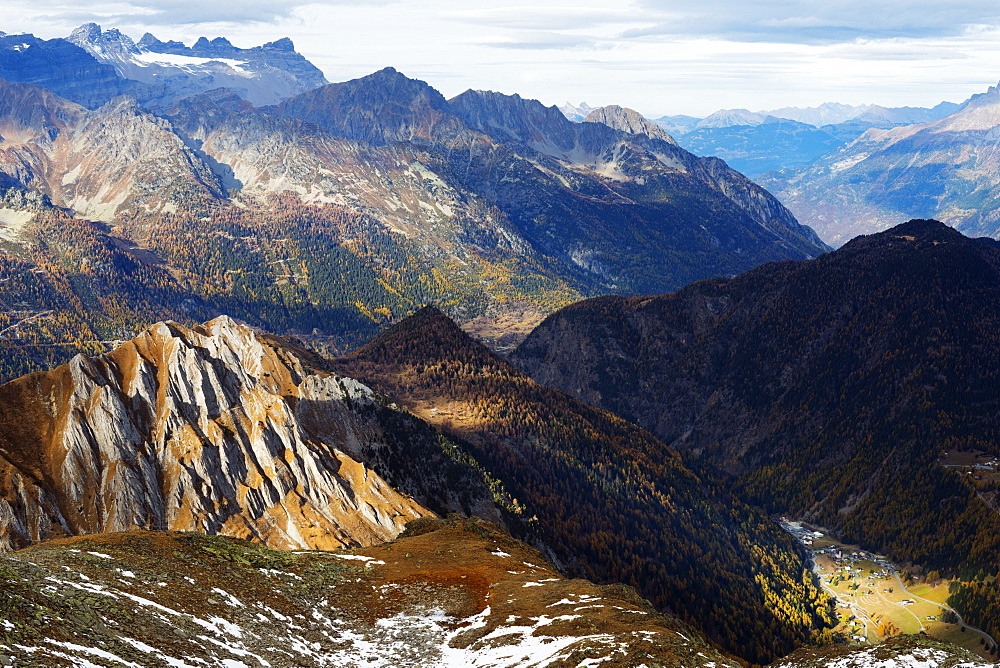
(892, 572, 997, 649)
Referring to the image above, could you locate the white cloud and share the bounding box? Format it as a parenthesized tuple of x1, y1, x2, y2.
(2, 0, 1000, 116)
(627, 1, 1000, 43)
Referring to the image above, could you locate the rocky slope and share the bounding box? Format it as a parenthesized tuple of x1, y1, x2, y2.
(0, 315, 502, 552)
(0, 517, 744, 667)
(0, 525, 986, 668)
(0, 78, 224, 221)
(335, 306, 834, 665)
(762, 81, 1000, 245)
(513, 220, 1000, 578)
(771, 634, 993, 668)
(582, 104, 677, 144)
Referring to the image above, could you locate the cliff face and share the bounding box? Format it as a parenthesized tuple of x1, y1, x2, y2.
(0, 316, 500, 552)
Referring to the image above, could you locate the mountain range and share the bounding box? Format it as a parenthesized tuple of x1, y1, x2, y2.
(644, 101, 960, 179)
(0, 26, 827, 383)
(761, 82, 1000, 245)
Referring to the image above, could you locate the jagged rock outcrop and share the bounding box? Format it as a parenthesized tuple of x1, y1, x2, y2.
(0, 316, 501, 552)
(584, 104, 677, 145)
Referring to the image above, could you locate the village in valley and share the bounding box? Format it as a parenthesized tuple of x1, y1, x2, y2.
(778, 518, 998, 660)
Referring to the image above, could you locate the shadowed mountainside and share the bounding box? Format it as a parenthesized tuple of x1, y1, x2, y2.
(513, 220, 1000, 577)
(336, 306, 834, 665)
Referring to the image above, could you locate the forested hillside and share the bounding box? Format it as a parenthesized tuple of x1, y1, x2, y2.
(336, 306, 834, 665)
(514, 220, 1000, 578)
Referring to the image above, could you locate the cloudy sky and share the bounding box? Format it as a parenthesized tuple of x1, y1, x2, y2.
(4, 0, 1000, 116)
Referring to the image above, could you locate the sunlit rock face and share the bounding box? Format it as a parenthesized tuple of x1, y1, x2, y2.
(0, 316, 500, 552)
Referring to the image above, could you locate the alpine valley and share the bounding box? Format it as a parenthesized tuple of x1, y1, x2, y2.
(0, 18, 997, 668)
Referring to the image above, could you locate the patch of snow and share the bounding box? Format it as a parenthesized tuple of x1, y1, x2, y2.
(332, 554, 385, 565)
(120, 638, 200, 668)
(211, 587, 244, 607)
(46, 640, 143, 667)
(133, 50, 249, 74)
(190, 616, 244, 639)
(86, 551, 112, 559)
(829, 153, 870, 173)
(259, 568, 301, 579)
